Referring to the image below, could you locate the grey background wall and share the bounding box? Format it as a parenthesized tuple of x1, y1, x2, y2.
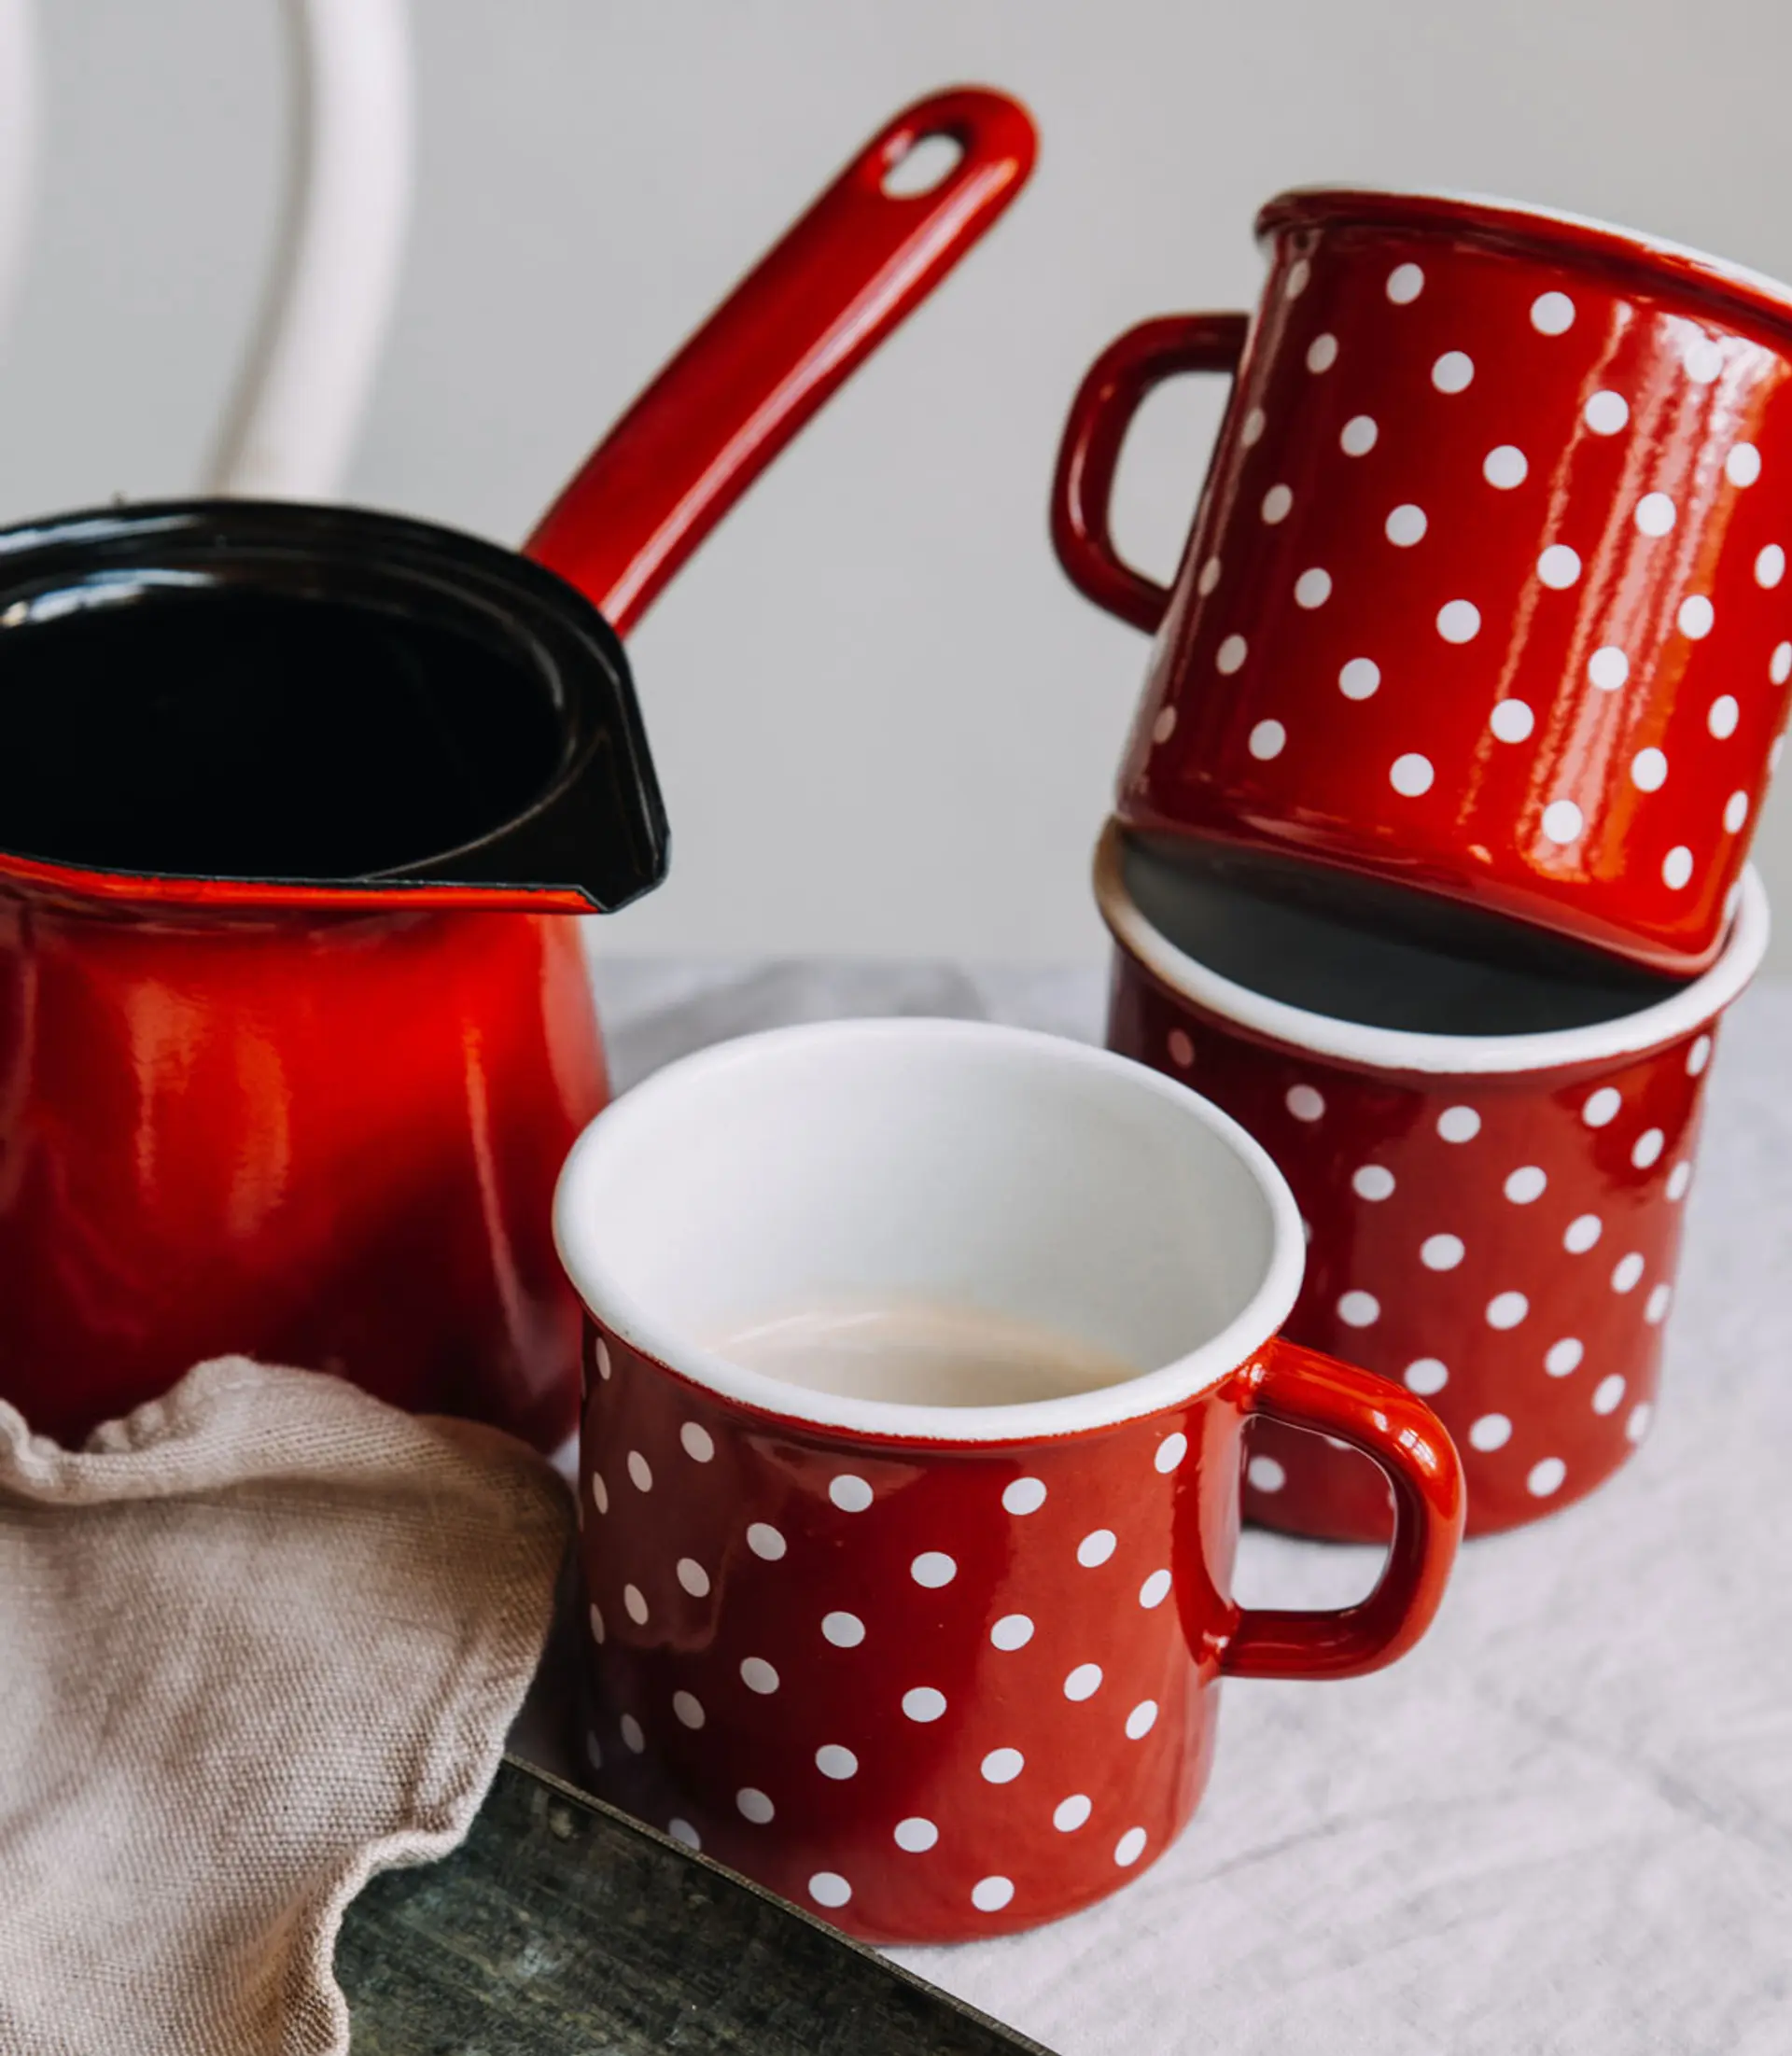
(3, 0, 1789, 967)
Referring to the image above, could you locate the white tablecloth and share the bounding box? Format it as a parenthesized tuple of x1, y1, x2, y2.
(537, 955, 1792, 2056)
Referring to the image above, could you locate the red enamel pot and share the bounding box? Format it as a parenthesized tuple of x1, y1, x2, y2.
(0, 90, 1036, 1450)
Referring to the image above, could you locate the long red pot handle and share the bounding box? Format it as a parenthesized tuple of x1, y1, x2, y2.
(1219, 1337, 1464, 1681)
(525, 87, 1037, 638)
(1049, 312, 1248, 634)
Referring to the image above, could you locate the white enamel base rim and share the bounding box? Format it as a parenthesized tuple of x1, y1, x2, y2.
(1094, 820, 1770, 1078)
(553, 1018, 1306, 1445)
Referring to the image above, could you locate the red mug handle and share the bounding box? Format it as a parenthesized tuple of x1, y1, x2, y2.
(1049, 312, 1249, 634)
(1218, 1338, 1465, 1681)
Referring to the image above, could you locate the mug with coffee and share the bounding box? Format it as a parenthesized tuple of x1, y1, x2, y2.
(553, 1019, 1463, 1943)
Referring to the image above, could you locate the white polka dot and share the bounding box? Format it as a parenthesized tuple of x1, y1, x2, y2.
(585, 1729, 603, 1770)
(623, 1584, 649, 1625)
(894, 1817, 938, 1852)
(1469, 1412, 1513, 1451)
(595, 1336, 612, 1380)
(1527, 1457, 1567, 1498)
(673, 1690, 705, 1729)
(627, 1450, 652, 1492)
(736, 1787, 775, 1824)
(1484, 443, 1529, 487)
(1531, 291, 1575, 334)
(1486, 1292, 1529, 1330)
(1538, 543, 1582, 589)
(1635, 493, 1677, 537)
(1197, 555, 1222, 595)
(1261, 484, 1294, 524)
(620, 1713, 645, 1754)
(1385, 504, 1428, 547)
(1708, 694, 1740, 739)
(1678, 594, 1715, 640)
(1667, 1161, 1692, 1200)
(1284, 259, 1311, 300)
(677, 1558, 710, 1598)
(1108, 1828, 1152, 1876)
(1583, 1086, 1621, 1126)
(1152, 706, 1177, 746)
(1286, 1083, 1325, 1122)
(1339, 656, 1381, 700)
(1593, 1373, 1627, 1415)
(680, 1420, 715, 1462)
(1404, 1358, 1449, 1396)
(991, 1614, 1034, 1650)
(1725, 789, 1750, 832)
(1353, 1164, 1396, 1200)
(1076, 1529, 1117, 1567)
(591, 1472, 609, 1517)
(1337, 1289, 1380, 1327)
(1541, 798, 1584, 844)
(1126, 1700, 1159, 1740)
(1612, 1252, 1646, 1293)
(1155, 1432, 1188, 1474)
(1437, 600, 1481, 644)
(1294, 567, 1333, 610)
(911, 1551, 957, 1587)
(1249, 719, 1288, 760)
(1589, 646, 1631, 692)
(1773, 642, 1792, 685)
(1216, 633, 1248, 674)
(1246, 1453, 1287, 1493)
(1687, 1033, 1712, 1075)
(1391, 752, 1435, 796)
(1631, 1126, 1665, 1169)
(902, 1686, 947, 1724)
(981, 1748, 1025, 1784)
(588, 1601, 606, 1644)
(808, 1871, 851, 1909)
(1563, 1213, 1603, 1253)
(740, 1657, 778, 1694)
(1491, 700, 1535, 743)
(1437, 1105, 1481, 1142)
(1307, 332, 1338, 372)
(816, 1743, 858, 1779)
(1684, 336, 1725, 382)
(1054, 1794, 1094, 1832)
(1645, 1282, 1673, 1324)
(1340, 413, 1379, 455)
(747, 1521, 786, 1560)
(1063, 1664, 1103, 1701)
(1584, 389, 1630, 435)
(1386, 261, 1424, 302)
(1728, 441, 1763, 486)
(1505, 1165, 1547, 1203)
(1241, 406, 1267, 446)
(822, 1610, 865, 1648)
(1625, 749, 1673, 799)
(972, 1875, 1015, 1913)
(1662, 846, 1694, 890)
(1421, 1233, 1466, 1270)
(830, 1474, 874, 1512)
(1546, 1337, 1584, 1377)
(1168, 1028, 1195, 1069)
(1432, 350, 1475, 392)
(1003, 1476, 1047, 1515)
(1757, 544, 1785, 589)
(1627, 1402, 1654, 1444)
(1140, 1569, 1172, 1609)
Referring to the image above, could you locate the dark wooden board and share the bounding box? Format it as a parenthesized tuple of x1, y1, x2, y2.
(339, 1757, 1054, 2054)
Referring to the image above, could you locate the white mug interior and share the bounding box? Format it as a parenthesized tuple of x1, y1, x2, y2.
(553, 1018, 1304, 1442)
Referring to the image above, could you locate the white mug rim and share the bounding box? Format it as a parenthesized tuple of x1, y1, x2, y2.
(1094, 819, 1770, 1078)
(553, 1017, 1306, 1444)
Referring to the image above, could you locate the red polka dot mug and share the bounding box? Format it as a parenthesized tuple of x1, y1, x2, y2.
(553, 1019, 1463, 1942)
(1096, 821, 1769, 1539)
(1054, 189, 1792, 973)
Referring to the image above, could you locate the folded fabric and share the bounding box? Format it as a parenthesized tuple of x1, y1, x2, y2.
(0, 1356, 571, 2056)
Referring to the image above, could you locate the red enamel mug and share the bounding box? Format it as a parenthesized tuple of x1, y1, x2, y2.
(1055, 189, 1792, 972)
(1096, 822, 1769, 1538)
(553, 1019, 1463, 1943)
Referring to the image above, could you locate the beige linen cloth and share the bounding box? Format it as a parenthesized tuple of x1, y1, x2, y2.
(0, 1355, 572, 2056)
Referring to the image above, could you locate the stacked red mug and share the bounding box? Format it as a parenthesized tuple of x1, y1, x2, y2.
(1056, 189, 1783, 1535)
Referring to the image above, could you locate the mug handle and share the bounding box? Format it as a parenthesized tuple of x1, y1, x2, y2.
(1218, 1337, 1465, 1682)
(1049, 313, 1249, 634)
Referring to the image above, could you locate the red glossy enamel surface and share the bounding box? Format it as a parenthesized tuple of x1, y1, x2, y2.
(1107, 942, 1721, 1539)
(1057, 190, 1792, 972)
(0, 895, 603, 1449)
(574, 1322, 1460, 1943)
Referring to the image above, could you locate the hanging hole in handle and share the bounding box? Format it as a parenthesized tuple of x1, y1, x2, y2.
(881, 130, 964, 197)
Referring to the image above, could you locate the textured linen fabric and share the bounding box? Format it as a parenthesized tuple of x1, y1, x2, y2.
(0, 1356, 570, 2056)
(563, 951, 1792, 2056)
